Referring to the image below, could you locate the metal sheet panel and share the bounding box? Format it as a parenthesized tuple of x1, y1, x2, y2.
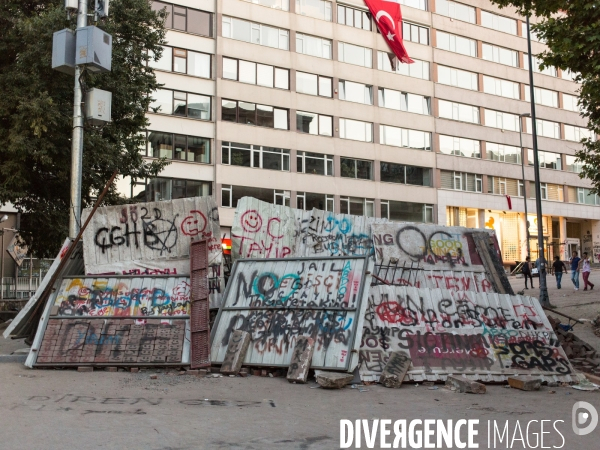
(231, 197, 389, 261)
(211, 256, 373, 371)
(50, 276, 191, 317)
(360, 285, 578, 382)
(4, 239, 85, 339)
(81, 196, 224, 307)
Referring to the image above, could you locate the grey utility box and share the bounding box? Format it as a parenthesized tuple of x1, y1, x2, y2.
(52, 29, 76, 75)
(85, 88, 112, 125)
(75, 26, 112, 73)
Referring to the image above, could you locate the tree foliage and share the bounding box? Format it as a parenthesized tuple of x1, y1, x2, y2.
(0, 0, 168, 257)
(491, 1, 600, 193)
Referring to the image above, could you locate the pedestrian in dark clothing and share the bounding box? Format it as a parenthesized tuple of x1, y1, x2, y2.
(570, 251, 581, 290)
(522, 256, 534, 289)
(552, 256, 567, 289)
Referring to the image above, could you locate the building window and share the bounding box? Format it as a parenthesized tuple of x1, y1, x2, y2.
(338, 42, 372, 68)
(243, 0, 289, 11)
(436, 32, 477, 57)
(439, 135, 480, 158)
(565, 155, 583, 173)
(524, 86, 558, 108)
(297, 192, 334, 211)
(575, 187, 600, 205)
(339, 118, 373, 142)
(222, 58, 289, 89)
(222, 99, 288, 129)
(144, 131, 210, 163)
(296, 0, 332, 21)
(379, 88, 430, 115)
(337, 4, 371, 30)
(527, 150, 562, 170)
(438, 100, 479, 124)
(339, 80, 372, 105)
(221, 142, 290, 171)
(380, 125, 431, 150)
(525, 117, 560, 139)
(482, 76, 520, 99)
(487, 176, 519, 196)
(484, 109, 520, 132)
(562, 94, 580, 112)
(296, 72, 332, 97)
(296, 33, 332, 59)
(398, 0, 427, 11)
(521, 22, 542, 42)
(381, 200, 433, 223)
(296, 111, 333, 136)
(486, 143, 521, 164)
(149, 89, 211, 120)
(437, 65, 478, 90)
(524, 54, 557, 76)
(149, 46, 211, 78)
(530, 182, 563, 202)
(297, 151, 333, 176)
(144, 177, 211, 202)
(151, 2, 213, 37)
(340, 158, 373, 180)
(403, 22, 429, 45)
(441, 171, 482, 192)
(339, 197, 374, 217)
(481, 10, 517, 35)
(435, 0, 475, 23)
(221, 185, 289, 208)
(377, 51, 429, 80)
(564, 125, 594, 142)
(482, 43, 518, 67)
(222, 16, 289, 50)
(380, 162, 432, 186)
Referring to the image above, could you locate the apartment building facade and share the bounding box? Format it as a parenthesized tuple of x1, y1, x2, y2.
(122, 0, 600, 265)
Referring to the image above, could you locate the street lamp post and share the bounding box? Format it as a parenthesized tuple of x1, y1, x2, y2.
(519, 112, 531, 260)
(526, 15, 550, 307)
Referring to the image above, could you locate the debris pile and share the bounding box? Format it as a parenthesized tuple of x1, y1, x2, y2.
(548, 315, 600, 376)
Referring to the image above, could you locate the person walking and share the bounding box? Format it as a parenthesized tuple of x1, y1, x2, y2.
(580, 252, 595, 291)
(522, 256, 534, 289)
(552, 256, 567, 289)
(569, 251, 581, 291)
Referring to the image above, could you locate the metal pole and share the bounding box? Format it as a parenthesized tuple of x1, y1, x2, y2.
(68, 0, 88, 238)
(0, 231, 4, 301)
(519, 116, 531, 260)
(526, 15, 550, 307)
(28, 254, 33, 295)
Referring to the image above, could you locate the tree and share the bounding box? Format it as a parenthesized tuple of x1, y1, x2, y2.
(490, 1, 600, 193)
(0, 0, 169, 257)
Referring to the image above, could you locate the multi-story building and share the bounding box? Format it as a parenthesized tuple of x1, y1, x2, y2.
(120, 0, 600, 266)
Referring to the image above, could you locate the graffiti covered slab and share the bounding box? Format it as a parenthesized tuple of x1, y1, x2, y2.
(51, 277, 190, 317)
(232, 197, 388, 260)
(82, 196, 221, 275)
(211, 256, 373, 371)
(360, 285, 576, 382)
(34, 318, 187, 365)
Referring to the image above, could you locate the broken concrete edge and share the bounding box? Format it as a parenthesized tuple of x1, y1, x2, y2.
(315, 370, 355, 389)
(507, 376, 542, 391)
(445, 375, 486, 394)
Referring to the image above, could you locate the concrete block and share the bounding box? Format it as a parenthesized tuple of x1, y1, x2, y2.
(105, 367, 118, 372)
(186, 370, 199, 375)
(252, 369, 261, 376)
(77, 367, 93, 373)
(379, 351, 411, 388)
(315, 371, 354, 389)
(287, 336, 315, 384)
(198, 369, 208, 377)
(445, 376, 486, 394)
(220, 330, 250, 375)
(507, 376, 542, 391)
(150, 374, 158, 380)
(130, 368, 139, 373)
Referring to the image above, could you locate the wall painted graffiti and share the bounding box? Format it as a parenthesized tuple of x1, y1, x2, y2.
(211, 256, 373, 371)
(359, 285, 574, 382)
(82, 196, 224, 307)
(231, 197, 388, 261)
(52, 277, 191, 317)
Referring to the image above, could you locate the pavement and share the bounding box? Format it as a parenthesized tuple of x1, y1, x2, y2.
(0, 278, 598, 449)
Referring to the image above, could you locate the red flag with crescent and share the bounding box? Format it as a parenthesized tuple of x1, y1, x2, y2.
(363, 0, 413, 64)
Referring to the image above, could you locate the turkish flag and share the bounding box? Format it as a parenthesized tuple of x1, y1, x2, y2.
(364, 0, 413, 64)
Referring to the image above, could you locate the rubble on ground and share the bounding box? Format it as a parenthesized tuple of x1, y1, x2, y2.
(548, 315, 600, 376)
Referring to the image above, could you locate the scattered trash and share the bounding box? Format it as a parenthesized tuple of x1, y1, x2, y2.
(571, 379, 600, 391)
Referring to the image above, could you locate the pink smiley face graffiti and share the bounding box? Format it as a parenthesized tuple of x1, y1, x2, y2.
(241, 210, 263, 233)
(181, 210, 207, 236)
